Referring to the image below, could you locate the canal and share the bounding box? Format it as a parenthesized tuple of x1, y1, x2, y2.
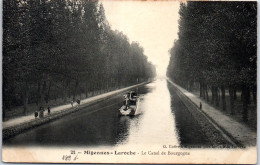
(4, 79, 214, 147)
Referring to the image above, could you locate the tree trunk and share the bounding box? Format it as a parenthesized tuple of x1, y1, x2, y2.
(204, 84, 207, 99)
(73, 80, 79, 99)
(85, 82, 88, 98)
(39, 80, 47, 108)
(3, 106, 6, 120)
(221, 86, 226, 111)
(229, 86, 235, 115)
(62, 80, 65, 101)
(63, 80, 69, 102)
(202, 83, 205, 99)
(253, 89, 256, 105)
(190, 80, 194, 92)
(233, 87, 237, 101)
(215, 87, 219, 107)
(211, 86, 215, 104)
(106, 79, 109, 92)
(36, 81, 41, 105)
(242, 85, 250, 122)
(205, 85, 209, 101)
(200, 82, 203, 98)
(23, 82, 29, 115)
(45, 81, 52, 104)
(68, 81, 71, 98)
(248, 89, 251, 105)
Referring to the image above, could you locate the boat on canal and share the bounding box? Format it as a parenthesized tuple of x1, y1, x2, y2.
(119, 91, 139, 116)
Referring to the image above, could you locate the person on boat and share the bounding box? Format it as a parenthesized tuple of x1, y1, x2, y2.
(132, 91, 137, 98)
(127, 92, 132, 100)
(123, 99, 128, 109)
(123, 94, 130, 110)
(128, 91, 137, 101)
(127, 92, 130, 99)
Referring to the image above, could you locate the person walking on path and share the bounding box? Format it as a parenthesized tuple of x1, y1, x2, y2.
(39, 106, 44, 118)
(76, 99, 81, 105)
(34, 111, 38, 119)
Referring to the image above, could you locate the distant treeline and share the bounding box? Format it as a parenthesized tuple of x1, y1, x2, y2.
(3, 0, 156, 116)
(167, 2, 256, 121)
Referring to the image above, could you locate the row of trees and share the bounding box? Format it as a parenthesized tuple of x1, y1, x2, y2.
(167, 2, 256, 121)
(3, 0, 155, 118)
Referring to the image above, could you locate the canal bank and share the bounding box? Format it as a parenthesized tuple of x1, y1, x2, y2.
(3, 79, 256, 148)
(3, 81, 151, 140)
(167, 79, 256, 147)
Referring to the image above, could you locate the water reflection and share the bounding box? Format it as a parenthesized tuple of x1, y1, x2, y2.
(116, 79, 180, 146)
(114, 116, 131, 145)
(167, 81, 212, 147)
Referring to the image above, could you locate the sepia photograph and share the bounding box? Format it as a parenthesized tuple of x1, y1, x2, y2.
(2, 0, 257, 164)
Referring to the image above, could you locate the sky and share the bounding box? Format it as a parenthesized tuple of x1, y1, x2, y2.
(101, 1, 180, 77)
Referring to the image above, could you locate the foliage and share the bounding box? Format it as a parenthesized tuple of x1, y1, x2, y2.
(3, 0, 156, 115)
(167, 2, 256, 120)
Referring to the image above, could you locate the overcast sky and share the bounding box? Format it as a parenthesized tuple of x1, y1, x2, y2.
(101, 1, 180, 77)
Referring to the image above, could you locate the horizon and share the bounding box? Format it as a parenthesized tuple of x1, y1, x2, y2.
(101, 1, 180, 76)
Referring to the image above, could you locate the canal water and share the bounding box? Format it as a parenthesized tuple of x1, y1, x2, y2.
(4, 79, 210, 147)
(117, 80, 180, 146)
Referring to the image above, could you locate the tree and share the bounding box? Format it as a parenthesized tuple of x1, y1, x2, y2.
(3, 0, 156, 119)
(167, 2, 256, 121)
